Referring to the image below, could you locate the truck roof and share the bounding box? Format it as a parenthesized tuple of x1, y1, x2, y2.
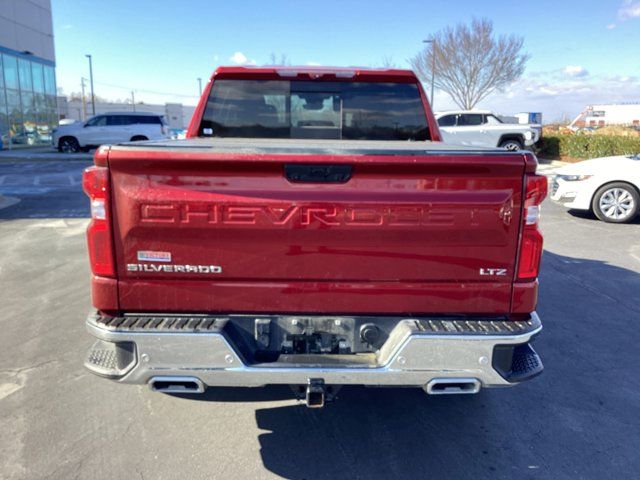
(211, 66, 421, 83)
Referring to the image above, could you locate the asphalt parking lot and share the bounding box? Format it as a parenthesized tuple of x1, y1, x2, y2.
(1, 159, 639, 480)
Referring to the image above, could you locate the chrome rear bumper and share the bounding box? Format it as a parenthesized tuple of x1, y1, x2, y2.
(85, 312, 543, 390)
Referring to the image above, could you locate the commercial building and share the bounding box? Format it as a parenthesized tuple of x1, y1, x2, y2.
(570, 103, 640, 129)
(0, 0, 57, 148)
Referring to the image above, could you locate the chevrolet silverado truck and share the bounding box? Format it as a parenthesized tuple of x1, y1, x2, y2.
(83, 66, 547, 407)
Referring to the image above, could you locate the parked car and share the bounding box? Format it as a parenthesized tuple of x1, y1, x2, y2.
(435, 110, 539, 150)
(551, 154, 640, 223)
(52, 112, 169, 152)
(82, 66, 546, 407)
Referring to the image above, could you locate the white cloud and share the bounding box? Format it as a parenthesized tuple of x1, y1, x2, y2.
(606, 23, 617, 29)
(473, 74, 640, 123)
(429, 71, 640, 123)
(563, 65, 589, 78)
(229, 52, 256, 66)
(619, 0, 640, 19)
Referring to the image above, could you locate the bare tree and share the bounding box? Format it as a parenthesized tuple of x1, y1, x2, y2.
(379, 55, 398, 68)
(267, 53, 291, 66)
(410, 18, 529, 109)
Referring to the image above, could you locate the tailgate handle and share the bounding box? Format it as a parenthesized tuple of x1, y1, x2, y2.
(285, 164, 352, 183)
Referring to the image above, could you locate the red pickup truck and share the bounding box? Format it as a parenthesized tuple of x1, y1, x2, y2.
(83, 66, 546, 407)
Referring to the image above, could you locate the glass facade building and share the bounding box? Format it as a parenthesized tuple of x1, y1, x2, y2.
(0, 49, 57, 147)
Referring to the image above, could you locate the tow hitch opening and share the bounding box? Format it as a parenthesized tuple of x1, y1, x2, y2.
(291, 379, 340, 408)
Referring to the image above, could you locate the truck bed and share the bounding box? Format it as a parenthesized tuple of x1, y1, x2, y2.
(99, 138, 533, 316)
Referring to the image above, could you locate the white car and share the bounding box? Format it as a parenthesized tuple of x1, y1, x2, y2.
(550, 154, 640, 223)
(52, 112, 169, 152)
(435, 110, 539, 150)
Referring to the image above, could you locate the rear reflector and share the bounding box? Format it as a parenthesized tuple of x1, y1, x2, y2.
(517, 175, 547, 281)
(83, 166, 115, 277)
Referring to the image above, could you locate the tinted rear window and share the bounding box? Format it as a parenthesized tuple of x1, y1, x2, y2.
(107, 115, 130, 126)
(457, 114, 483, 126)
(437, 115, 456, 127)
(200, 80, 429, 140)
(128, 115, 162, 125)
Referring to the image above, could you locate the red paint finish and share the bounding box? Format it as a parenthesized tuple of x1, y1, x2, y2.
(107, 151, 525, 315)
(117, 279, 512, 315)
(511, 280, 538, 315)
(91, 275, 119, 313)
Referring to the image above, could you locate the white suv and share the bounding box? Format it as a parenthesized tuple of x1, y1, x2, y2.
(52, 112, 169, 152)
(435, 110, 539, 150)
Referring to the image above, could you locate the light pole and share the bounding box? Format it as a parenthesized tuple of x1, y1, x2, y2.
(422, 39, 436, 109)
(85, 54, 96, 115)
(80, 77, 87, 120)
(198, 78, 202, 96)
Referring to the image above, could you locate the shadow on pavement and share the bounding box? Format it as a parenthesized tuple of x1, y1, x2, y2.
(169, 385, 296, 403)
(169, 250, 640, 479)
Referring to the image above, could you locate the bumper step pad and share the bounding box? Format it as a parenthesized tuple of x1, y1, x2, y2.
(509, 343, 544, 381)
(84, 339, 136, 378)
(414, 318, 538, 335)
(492, 342, 544, 383)
(92, 314, 540, 336)
(92, 314, 223, 333)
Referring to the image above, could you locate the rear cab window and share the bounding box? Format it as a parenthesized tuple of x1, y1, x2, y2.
(437, 114, 457, 127)
(199, 80, 429, 140)
(484, 114, 503, 125)
(457, 114, 484, 126)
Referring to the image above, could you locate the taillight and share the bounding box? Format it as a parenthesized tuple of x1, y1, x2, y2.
(517, 174, 548, 281)
(83, 165, 115, 277)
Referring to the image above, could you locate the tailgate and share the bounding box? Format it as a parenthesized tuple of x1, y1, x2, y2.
(108, 147, 524, 314)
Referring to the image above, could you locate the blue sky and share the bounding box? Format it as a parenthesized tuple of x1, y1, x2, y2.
(52, 0, 640, 121)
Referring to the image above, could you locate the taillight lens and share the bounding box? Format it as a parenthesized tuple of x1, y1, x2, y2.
(517, 174, 548, 281)
(83, 166, 115, 277)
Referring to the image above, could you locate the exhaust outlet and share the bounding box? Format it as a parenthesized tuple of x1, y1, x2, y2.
(148, 376, 205, 394)
(425, 378, 481, 395)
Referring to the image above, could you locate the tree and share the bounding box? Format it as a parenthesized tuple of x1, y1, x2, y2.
(267, 53, 291, 66)
(379, 55, 398, 68)
(410, 18, 529, 110)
